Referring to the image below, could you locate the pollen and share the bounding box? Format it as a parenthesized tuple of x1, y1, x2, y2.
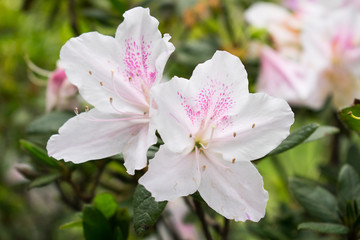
(252, 123, 255, 128)
(232, 158, 236, 163)
(233, 132, 236, 137)
(89, 70, 92, 75)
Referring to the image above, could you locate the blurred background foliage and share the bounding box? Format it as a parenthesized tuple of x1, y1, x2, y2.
(1, 0, 358, 239)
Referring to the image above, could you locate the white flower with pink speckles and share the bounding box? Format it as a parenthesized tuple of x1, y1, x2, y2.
(47, 7, 174, 174)
(139, 51, 294, 222)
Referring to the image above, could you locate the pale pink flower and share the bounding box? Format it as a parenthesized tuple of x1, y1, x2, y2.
(301, 7, 360, 108)
(139, 51, 294, 221)
(46, 64, 78, 112)
(47, 7, 174, 174)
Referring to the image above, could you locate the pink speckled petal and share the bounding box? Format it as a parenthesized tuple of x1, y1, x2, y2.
(47, 108, 146, 164)
(198, 152, 268, 222)
(209, 93, 294, 162)
(60, 7, 174, 114)
(115, 7, 175, 86)
(151, 76, 196, 153)
(139, 146, 201, 201)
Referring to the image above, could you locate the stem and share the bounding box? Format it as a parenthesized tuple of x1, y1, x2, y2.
(330, 111, 342, 166)
(55, 181, 81, 211)
(193, 199, 213, 240)
(222, 218, 230, 240)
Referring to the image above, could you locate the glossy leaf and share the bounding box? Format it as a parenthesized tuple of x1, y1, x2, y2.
(268, 124, 319, 156)
(289, 178, 340, 222)
(82, 205, 112, 240)
(304, 126, 339, 143)
(133, 184, 167, 236)
(94, 193, 117, 219)
(298, 222, 349, 234)
(20, 139, 61, 168)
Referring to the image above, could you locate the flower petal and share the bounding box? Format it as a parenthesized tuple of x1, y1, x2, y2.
(210, 93, 294, 162)
(123, 122, 157, 175)
(60, 7, 174, 114)
(198, 153, 268, 222)
(139, 146, 201, 201)
(151, 76, 196, 153)
(47, 108, 147, 164)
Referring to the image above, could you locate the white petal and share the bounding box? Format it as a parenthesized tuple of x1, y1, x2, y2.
(115, 7, 175, 86)
(244, 2, 290, 29)
(123, 122, 157, 175)
(139, 146, 201, 201)
(210, 93, 294, 162)
(151, 77, 196, 153)
(47, 108, 147, 164)
(198, 153, 268, 222)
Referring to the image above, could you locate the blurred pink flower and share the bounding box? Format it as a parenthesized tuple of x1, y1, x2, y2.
(46, 64, 78, 112)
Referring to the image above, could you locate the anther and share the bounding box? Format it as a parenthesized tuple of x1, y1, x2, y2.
(233, 132, 236, 137)
(100, 81, 103, 86)
(129, 77, 132, 81)
(252, 123, 255, 128)
(89, 70, 92, 75)
(74, 107, 79, 115)
(110, 97, 113, 103)
(202, 165, 206, 171)
(189, 133, 192, 138)
(85, 106, 89, 112)
(232, 158, 236, 164)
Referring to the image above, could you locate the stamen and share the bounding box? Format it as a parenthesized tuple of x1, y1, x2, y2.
(100, 81, 103, 86)
(74, 107, 79, 115)
(109, 97, 148, 117)
(189, 133, 192, 138)
(110, 97, 113, 104)
(348, 111, 360, 120)
(233, 132, 236, 137)
(252, 123, 255, 128)
(204, 151, 230, 170)
(195, 147, 201, 176)
(89, 70, 92, 75)
(202, 165, 206, 171)
(232, 158, 235, 164)
(85, 106, 89, 112)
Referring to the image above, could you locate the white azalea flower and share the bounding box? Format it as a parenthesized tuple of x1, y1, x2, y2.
(139, 51, 294, 222)
(47, 7, 175, 174)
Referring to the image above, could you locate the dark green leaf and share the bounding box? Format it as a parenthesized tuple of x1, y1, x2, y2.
(83, 205, 112, 240)
(93, 193, 117, 219)
(26, 111, 74, 135)
(304, 126, 339, 143)
(298, 222, 349, 234)
(114, 227, 125, 240)
(20, 139, 61, 168)
(133, 184, 167, 236)
(289, 178, 340, 222)
(338, 104, 360, 132)
(28, 172, 61, 189)
(269, 124, 319, 155)
(59, 220, 82, 230)
(338, 164, 360, 210)
(347, 144, 360, 174)
(108, 0, 127, 15)
(112, 208, 130, 240)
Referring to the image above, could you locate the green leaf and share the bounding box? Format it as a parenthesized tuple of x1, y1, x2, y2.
(112, 208, 130, 240)
(338, 164, 360, 210)
(59, 220, 82, 230)
(347, 144, 360, 174)
(82, 205, 112, 240)
(268, 124, 319, 156)
(28, 172, 61, 189)
(20, 139, 61, 168)
(304, 126, 339, 143)
(93, 193, 117, 219)
(133, 184, 167, 236)
(26, 111, 74, 135)
(113, 227, 125, 240)
(289, 178, 340, 222)
(339, 104, 360, 132)
(298, 222, 349, 235)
